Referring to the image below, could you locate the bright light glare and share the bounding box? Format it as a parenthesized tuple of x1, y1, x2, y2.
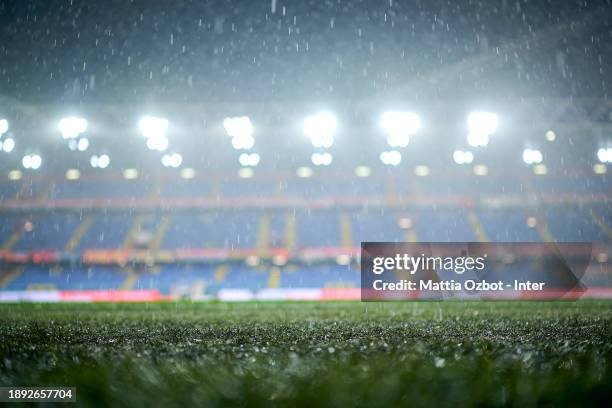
(59, 117, 88, 139)
(597, 148, 612, 163)
(22, 154, 42, 170)
(2, 138, 15, 152)
(0, 119, 8, 135)
(311, 152, 333, 166)
(223, 116, 253, 138)
(98, 154, 110, 168)
(77, 137, 89, 151)
(467, 112, 498, 136)
(146, 136, 169, 151)
(380, 111, 421, 142)
(522, 148, 543, 164)
(238, 153, 260, 167)
(467, 132, 489, 147)
(231, 134, 255, 150)
(453, 150, 474, 164)
(138, 116, 168, 139)
(303, 112, 337, 148)
(90, 154, 110, 168)
(380, 150, 402, 166)
(161, 153, 183, 168)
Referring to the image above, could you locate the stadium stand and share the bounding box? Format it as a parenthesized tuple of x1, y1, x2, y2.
(0, 171, 610, 300)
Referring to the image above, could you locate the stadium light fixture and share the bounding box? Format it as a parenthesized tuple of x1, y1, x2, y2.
(65, 169, 81, 180)
(98, 154, 110, 169)
(22, 154, 42, 170)
(239, 153, 260, 167)
(466, 112, 497, 147)
(0, 118, 8, 136)
(545, 130, 556, 142)
(380, 150, 401, 166)
(161, 153, 183, 168)
(231, 134, 255, 150)
(146, 135, 169, 151)
(223, 116, 253, 138)
(597, 148, 612, 163)
(224, 117, 255, 151)
(380, 111, 420, 147)
(59, 117, 88, 139)
(90, 154, 110, 169)
(303, 112, 337, 148)
(138, 116, 168, 139)
(467, 112, 498, 136)
(467, 132, 489, 147)
(453, 150, 474, 164)
(522, 149, 543, 164)
(1, 137, 15, 153)
(7, 170, 22, 181)
(311, 152, 333, 166)
(355, 166, 371, 177)
(77, 137, 89, 152)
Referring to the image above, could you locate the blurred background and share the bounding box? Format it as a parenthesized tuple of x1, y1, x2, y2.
(0, 0, 611, 301)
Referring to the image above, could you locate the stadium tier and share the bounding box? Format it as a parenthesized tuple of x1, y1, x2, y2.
(1, 172, 610, 299)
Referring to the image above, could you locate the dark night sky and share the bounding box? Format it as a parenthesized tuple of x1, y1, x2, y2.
(0, 0, 611, 104)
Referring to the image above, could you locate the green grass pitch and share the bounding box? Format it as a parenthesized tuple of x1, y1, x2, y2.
(1, 301, 611, 407)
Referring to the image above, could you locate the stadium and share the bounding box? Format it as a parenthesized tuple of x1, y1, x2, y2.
(1, 0, 612, 406)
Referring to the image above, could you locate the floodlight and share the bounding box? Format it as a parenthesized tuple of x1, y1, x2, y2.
(239, 153, 260, 167)
(467, 132, 489, 147)
(77, 137, 89, 151)
(147, 136, 169, 151)
(311, 152, 332, 166)
(380, 111, 420, 138)
(453, 150, 473, 164)
(162, 153, 183, 168)
(380, 150, 401, 166)
(2, 138, 14, 152)
(303, 112, 337, 147)
(467, 112, 498, 135)
(98, 154, 110, 168)
(0, 119, 8, 135)
(138, 116, 168, 139)
(223, 116, 253, 138)
(597, 148, 612, 163)
(22, 154, 42, 170)
(522, 149, 543, 164)
(231, 135, 255, 150)
(59, 117, 88, 139)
